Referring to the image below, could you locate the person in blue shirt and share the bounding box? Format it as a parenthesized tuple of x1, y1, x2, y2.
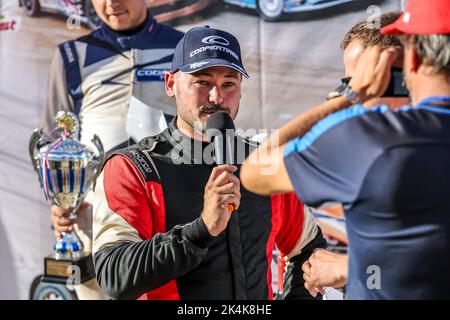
(301, 11, 410, 298)
(241, 0, 450, 299)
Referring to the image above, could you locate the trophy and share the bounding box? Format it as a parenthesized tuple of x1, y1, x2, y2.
(29, 111, 104, 285)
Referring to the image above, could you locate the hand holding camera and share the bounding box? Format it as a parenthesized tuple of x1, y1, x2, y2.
(347, 46, 403, 104)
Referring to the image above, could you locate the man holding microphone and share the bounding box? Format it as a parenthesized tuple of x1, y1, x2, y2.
(92, 26, 326, 300)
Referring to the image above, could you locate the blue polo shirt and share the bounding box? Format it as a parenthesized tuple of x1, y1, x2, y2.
(284, 98, 450, 299)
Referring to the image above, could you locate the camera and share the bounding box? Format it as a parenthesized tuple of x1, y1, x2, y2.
(382, 67, 409, 97)
(327, 67, 409, 100)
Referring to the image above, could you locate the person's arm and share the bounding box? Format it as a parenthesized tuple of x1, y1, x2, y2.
(41, 48, 74, 140)
(241, 96, 352, 196)
(282, 231, 327, 300)
(93, 156, 239, 300)
(93, 220, 214, 300)
(92, 156, 213, 299)
(241, 47, 399, 196)
(272, 193, 327, 300)
(302, 249, 348, 297)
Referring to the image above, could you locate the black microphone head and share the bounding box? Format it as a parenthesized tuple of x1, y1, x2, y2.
(205, 111, 235, 142)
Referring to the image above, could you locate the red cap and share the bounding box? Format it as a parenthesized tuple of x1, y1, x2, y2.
(381, 0, 450, 35)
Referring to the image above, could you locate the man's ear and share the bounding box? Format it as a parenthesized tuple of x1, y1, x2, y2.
(165, 72, 176, 97)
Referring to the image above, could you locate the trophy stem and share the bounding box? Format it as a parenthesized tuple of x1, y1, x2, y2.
(54, 230, 84, 260)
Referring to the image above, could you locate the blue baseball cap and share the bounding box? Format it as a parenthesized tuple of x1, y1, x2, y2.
(171, 26, 249, 78)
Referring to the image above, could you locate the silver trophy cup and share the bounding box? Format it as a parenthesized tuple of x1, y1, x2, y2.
(29, 112, 104, 283)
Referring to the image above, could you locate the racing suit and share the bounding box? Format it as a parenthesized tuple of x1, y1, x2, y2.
(92, 119, 326, 300)
(41, 11, 183, 299)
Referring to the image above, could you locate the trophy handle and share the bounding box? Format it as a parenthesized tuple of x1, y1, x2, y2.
(91, 134, 105, 180)
(28, 129, 43, 176)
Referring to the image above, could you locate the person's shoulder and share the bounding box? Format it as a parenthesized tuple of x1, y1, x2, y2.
(155, 20, 184, 36)
(104, 143, 163, 182)
(152, 21, 184, 43)
(315, 103, 388, 132)
(55, 28, 99, 59)
(323, 104, 390, 128)
(57, 27, 99, 48)
(284, 104, 391, 156)
(109, 139, 159, 160)
(137, 135, 167, 156)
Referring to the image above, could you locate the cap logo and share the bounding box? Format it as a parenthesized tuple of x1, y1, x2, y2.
(190, 61, 210, 69)
(202, 36, 230, 46)
(403, 12, 411, 24)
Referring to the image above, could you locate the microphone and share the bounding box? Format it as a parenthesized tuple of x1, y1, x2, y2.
(206, 112, 236, 212)
(206, 111, 235, 165)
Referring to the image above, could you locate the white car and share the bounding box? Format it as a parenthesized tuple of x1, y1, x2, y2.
(223, 0, 355, 21)
(19, 0, 211, 29)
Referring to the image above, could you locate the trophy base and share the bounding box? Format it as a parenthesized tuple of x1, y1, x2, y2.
(44, 253, 95, 284)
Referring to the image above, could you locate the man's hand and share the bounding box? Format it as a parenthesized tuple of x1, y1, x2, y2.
(302, 249, 348, 297)
(202, 165, 241, 237)
(349, 46, 401, 104)
(51, 202, 89, 239)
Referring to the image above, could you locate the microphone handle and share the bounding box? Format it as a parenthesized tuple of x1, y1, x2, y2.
(213, 135, 236, 212)
(213, 137, 225, 165)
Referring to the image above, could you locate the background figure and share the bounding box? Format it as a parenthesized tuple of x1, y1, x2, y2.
(304, 10, 409, 298)
(42, 0, 183, 299)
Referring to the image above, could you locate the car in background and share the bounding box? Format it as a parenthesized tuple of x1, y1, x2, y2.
(222, 0, 355, 21)
(18, 0, 210, 29)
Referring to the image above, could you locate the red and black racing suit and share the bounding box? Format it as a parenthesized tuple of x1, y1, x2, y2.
(92, 120, 326, 300)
